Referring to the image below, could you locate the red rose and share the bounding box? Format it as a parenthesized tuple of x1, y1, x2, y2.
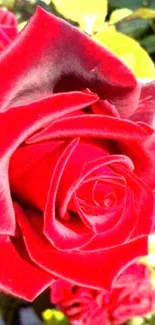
(0, 8, 18, 51)
(0, 7, 155, 301)
(51, 263, 155, 325)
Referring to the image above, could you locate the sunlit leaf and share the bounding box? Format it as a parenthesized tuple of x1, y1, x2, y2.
(52, 0, 107, 34)
(128, 316, 144, 325)
(0, 0, 15, 9)
(110, 8, 132, 24)
(140, 235, 155, 270)
(18, 21, 28, 32)
(93, 27, 155, 78)
(110, 8, 149, 39)
(125, 8, 155, 20)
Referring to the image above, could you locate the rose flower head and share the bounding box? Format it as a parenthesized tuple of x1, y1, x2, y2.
(0, 8, 18, 51)
(51, 262, 155, 325)
(0, 7, 155, 300)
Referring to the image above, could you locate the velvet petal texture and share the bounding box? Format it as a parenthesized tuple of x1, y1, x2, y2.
(16, 203, 148, 292)
(0, 91, 97, 235)
(27, 114, 153, 144)
(0, 7, 140, 115)
(130, 82, 155, 126)
(0, 235, 54, 301)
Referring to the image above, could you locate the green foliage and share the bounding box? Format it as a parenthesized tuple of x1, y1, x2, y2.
(109, 8, 150, 39)
(116, 18, 150, 39)
(140, 34, 155, 53)
(108, 0, 152, 10)
(52, 0, 107, 34)
(123, 7, 155, 20)
(0, 0, 15, 9)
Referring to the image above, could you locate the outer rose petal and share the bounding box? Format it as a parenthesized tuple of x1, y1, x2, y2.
(27, 114, 153, 143)
(0, 235, 54, 301)
(0, 91, 97, 235)
(0, 7, 140, 116)
(131, 81, 155, 128)
(16, 205, 148, 292)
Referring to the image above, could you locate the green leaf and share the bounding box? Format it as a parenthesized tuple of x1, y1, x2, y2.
(0, 0, 15, 9)
(109, 0, 155, 10)
(150, 314, 155, 325)
(52, 0, 107, 34)
(140, 34, 155, 54)
(93, 27, 155, 79)
(124, 8, 155, 20)
(108, 0, 146, 10)
(116, 18, 149, 39)
(109, 8, 150, 39)
(42, 309, 70, 325)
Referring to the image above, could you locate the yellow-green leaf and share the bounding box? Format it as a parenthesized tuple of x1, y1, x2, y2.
(149, 235, 155, 254)
(140, 235, 155, 269)
(110, 8, 133, 24)
(0, 0, 15, 9)
(52, 0, 107, 34)
(18, 21, 27, 32)
(125, 7, 155, 20)
(128, 316, 144, 325)
(93, 27, 155, 79)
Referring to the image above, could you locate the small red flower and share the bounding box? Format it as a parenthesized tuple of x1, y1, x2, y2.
(0, 8, 18, 51)
(51, 263, 155, 325)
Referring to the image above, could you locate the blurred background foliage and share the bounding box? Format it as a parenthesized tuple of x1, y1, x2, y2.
(0, 0, 155, 324)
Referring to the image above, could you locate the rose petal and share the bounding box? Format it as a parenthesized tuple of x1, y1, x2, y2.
(56, 154, 134, 227)
(92, 100, 120, 118)
(16, 204, 148, 292)
(44, 138, 94, 250)
(113, 164, 154, 239)
(1, 91, 97, 235)
(76, 190, 138, 249)
(0, 7, 139, 116)
(0, 234, 54, 301)
(131, 81, 155, 128)
(28, 114, 153, 144)
(10, 141, 106, 213)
